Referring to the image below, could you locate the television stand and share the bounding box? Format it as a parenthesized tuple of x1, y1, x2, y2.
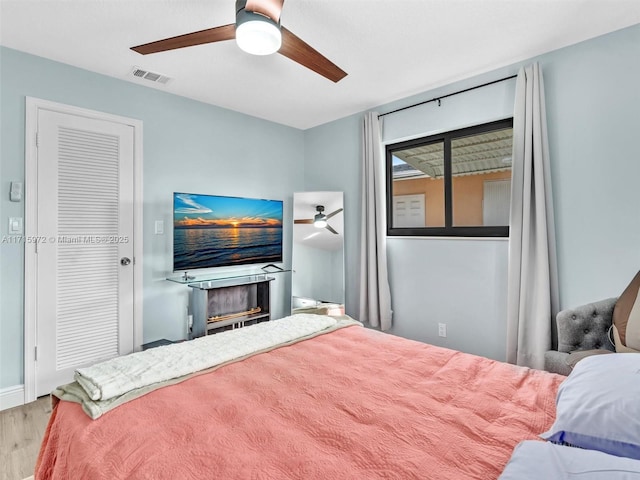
(188, 275, 274, 339)
(166, 267, 290, 285)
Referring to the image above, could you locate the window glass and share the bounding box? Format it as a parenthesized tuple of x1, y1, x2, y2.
(451, 127, 513, 226)
(386, 118, 512, 237)
(390, 141, 444, 227)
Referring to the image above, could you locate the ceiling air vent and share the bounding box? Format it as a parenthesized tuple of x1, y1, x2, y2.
(130, 66, 171, 84)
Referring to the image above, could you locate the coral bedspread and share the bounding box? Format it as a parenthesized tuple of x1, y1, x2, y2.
(36, 325, 563, 479)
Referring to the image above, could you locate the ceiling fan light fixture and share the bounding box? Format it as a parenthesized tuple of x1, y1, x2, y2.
(236, 9, 281, 56)
(313, 205, 327, 228)
(313, 213, 327, 229)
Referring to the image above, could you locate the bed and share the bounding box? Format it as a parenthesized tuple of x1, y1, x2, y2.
(35, 315, 563, 479)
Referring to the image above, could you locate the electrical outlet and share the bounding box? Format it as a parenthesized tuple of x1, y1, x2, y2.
(438, 323, 447, 337)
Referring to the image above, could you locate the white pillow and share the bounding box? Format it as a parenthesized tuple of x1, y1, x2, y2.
(540, 353, 640, 459)
(499, 441, 640, 479)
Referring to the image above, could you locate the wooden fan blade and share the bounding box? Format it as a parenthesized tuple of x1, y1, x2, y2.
(131, 24, 236, 55)
(279, 27, 347, 83)
(246, 0, 284, 23)
(325, 224, 339, 235)
(325, 208, 343, 220)
(294, 219, 314, 224)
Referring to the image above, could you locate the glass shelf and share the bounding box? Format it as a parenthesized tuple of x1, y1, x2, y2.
(188, 275, 275, 290)
(166, 265, 291, 285)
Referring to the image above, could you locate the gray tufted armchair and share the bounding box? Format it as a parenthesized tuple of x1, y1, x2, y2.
(544, 297, 617, 375)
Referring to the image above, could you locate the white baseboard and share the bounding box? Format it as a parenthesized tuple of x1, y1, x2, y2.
(0, 384, 25, 411)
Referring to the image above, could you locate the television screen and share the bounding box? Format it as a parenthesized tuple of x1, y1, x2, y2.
(173, 192, 283, 271)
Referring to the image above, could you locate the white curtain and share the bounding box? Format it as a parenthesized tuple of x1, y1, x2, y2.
(359, 112, 392, 330)
(506, 63, 559, 369)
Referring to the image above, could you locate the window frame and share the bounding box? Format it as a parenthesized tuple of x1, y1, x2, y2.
(386, 118, 513, 238)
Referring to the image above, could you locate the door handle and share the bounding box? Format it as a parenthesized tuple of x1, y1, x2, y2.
(120, 257, 131, 266)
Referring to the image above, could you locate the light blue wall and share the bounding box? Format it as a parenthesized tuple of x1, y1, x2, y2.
(382, 79, 516, 144)
(302, 72, 522, 360)
(303, 24, 640, 361)
(380, 70, 515, 360)
(2, 24, 639, 389)
(0, 47, 305, 389)
(387, 238, 508, 359)
(543, 26, 640, 306)
(303, 116, 362, 316)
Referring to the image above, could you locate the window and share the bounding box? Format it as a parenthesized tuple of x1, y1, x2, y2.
(386, 118, 513, 237)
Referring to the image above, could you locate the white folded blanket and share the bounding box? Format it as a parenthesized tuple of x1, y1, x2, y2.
(75, 314, 337, 401)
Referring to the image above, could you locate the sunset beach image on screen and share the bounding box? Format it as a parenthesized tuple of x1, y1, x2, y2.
(173, 193, 283, 270)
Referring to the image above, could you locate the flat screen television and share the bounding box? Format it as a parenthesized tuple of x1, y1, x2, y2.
(173, 192, 283, 271)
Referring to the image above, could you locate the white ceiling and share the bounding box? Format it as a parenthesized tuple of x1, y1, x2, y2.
(1, 1, 638, 130)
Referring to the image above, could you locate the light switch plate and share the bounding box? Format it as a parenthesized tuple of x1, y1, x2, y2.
(9, 217, 23, 234)
(154, 220, 164, 235)
(10, 182, 23, 202)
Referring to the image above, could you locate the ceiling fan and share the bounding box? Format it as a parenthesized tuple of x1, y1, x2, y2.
(295, 205, 343, 234)
(131, 0, 347, 83)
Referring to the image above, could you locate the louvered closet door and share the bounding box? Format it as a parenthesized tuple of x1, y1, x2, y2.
(35, 110, 135, 396)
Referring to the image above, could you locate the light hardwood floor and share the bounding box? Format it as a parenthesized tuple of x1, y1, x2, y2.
(0, 397, 51, 480)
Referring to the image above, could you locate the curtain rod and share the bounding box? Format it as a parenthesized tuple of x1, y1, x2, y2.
(378, 74, 518, 118)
